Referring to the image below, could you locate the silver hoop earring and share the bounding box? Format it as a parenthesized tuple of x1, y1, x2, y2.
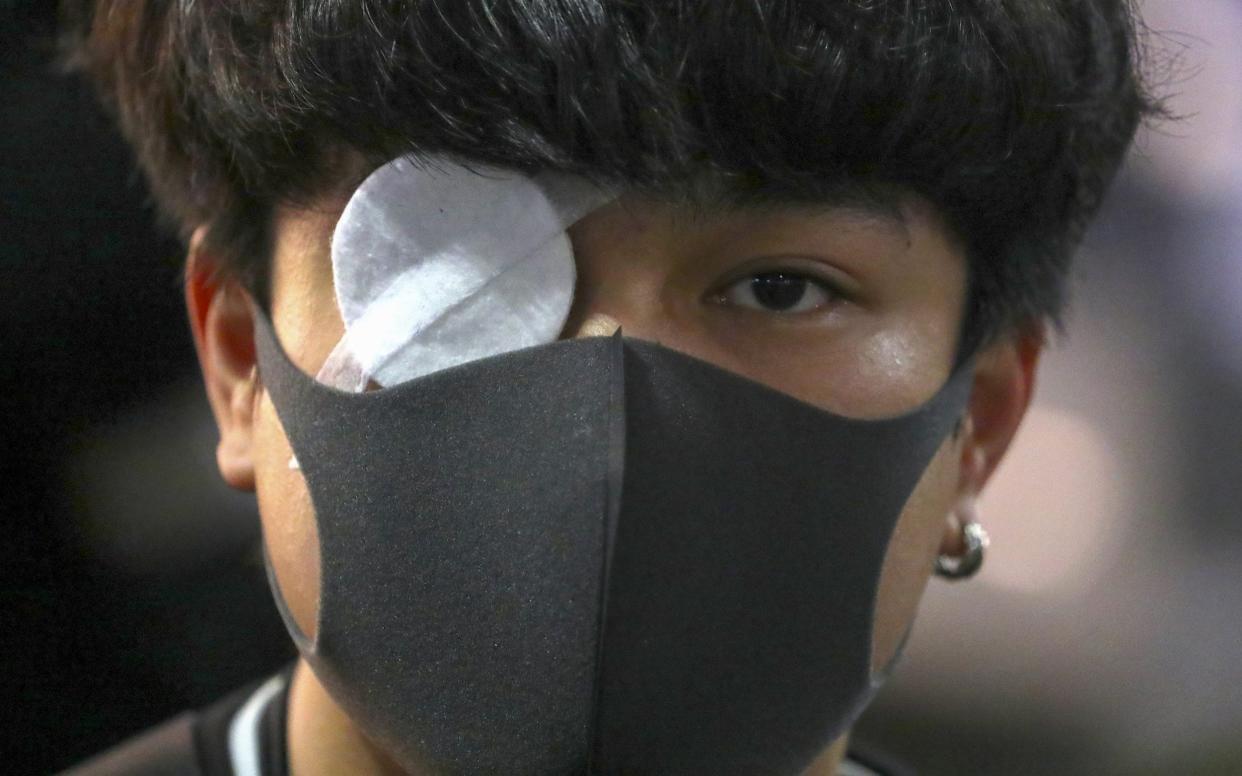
(935, 520, 990, 580)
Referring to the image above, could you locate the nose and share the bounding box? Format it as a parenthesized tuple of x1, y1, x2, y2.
(569, 313, 622, 339)
(559, 280, 690, 350)
(558, 263, 672, 345)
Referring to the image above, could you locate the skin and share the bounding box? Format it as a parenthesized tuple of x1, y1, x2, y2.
(188, 186, 1039, 775)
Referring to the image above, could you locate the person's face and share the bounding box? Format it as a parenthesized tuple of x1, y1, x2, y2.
(189, 182, 1038, 722)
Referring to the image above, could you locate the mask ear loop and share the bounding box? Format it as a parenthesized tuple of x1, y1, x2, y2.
(869, 620, 916, 689)
(862, 354, 979, 689)
(247, 294, 323, 653)
(261, 539, 318, 654)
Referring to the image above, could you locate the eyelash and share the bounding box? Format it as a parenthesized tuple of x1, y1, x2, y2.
(712, 269, 844, 315)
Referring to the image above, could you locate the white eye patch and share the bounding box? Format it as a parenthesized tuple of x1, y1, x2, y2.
(316, 156, 615, 391)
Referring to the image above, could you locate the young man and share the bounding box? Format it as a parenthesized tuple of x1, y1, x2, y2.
(65, 1, 1155, 774)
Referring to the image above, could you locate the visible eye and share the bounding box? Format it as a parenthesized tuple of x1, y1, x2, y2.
(716, 271, 840, 314)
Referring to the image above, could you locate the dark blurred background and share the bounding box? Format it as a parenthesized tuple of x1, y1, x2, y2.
(1, 5, 292, 773)
(2, 2, 1239, 774)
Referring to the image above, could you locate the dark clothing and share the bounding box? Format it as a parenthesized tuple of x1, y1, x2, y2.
(63, 667, 907, 775)
(62, 669, 292, 776)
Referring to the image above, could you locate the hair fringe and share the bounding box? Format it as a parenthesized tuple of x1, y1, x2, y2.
(62, 0, 1163, 347)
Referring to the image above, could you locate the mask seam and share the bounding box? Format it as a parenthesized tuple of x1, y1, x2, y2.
(585, 331, 627, 773)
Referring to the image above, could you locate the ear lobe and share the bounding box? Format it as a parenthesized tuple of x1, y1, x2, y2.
(939, 327, 1043, 557)
(186, 233, 260, 492)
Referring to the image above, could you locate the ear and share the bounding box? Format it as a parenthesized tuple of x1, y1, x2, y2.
(186, 228, 260, 492)
(939, 326, 1043, 557)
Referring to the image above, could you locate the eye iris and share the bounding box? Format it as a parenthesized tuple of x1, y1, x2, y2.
(751, 273, 807, 311)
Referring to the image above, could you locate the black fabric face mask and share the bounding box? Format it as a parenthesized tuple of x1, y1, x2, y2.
(252, 305, 973, 775)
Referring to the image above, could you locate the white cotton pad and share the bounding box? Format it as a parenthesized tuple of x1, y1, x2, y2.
(317, 156, 612, 390)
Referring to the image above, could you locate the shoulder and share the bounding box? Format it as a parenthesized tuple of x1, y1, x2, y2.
(57, 712, 202, 776)
(58, 670, 292, 776)
(60, 670, 906, 776)
(843, 740, 918, 776)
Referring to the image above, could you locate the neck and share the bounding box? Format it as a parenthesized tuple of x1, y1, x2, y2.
(804, 735, 851, 775)
(286, 658, 850, 776)
(286, 660, 409, 776)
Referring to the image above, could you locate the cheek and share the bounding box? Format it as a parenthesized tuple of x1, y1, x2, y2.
(253, 392, 322, 642)
(869, 437, 959, 673)
(250, 207, 345, 641)
(700, 311, 959, 422)
(823, 303, 961, 419)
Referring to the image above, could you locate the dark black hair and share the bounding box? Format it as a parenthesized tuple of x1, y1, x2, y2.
(65, 0, 1161, 352)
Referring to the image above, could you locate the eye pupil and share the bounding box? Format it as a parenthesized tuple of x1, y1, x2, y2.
(750, 273, 807, 311)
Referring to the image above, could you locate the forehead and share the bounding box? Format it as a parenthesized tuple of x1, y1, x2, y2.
(564, 187, 961, 282)
(279, 150, 958, 238)
(316, 153, 946, 240)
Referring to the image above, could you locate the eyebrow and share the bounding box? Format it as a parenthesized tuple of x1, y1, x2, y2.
(659, 178, 913, 243)
(746, 194, 912, 242)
